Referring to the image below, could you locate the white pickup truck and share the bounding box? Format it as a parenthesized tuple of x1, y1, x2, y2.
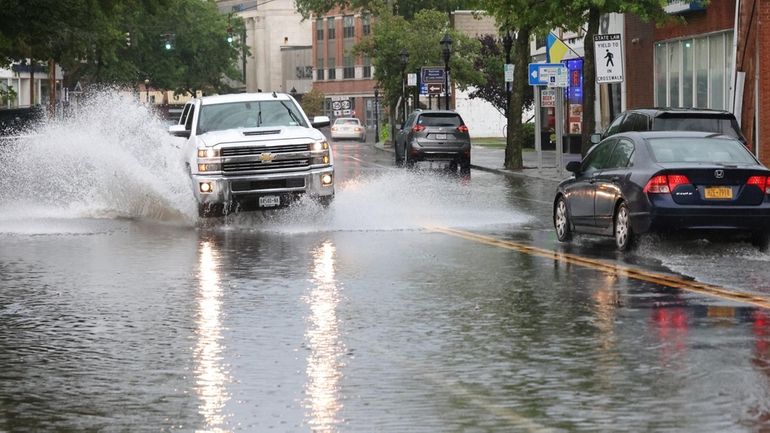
(169, 92, 333, 217)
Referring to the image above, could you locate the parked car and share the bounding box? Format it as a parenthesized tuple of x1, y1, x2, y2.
(592, 108, 747, 145)
(330, 117, 366, 142)
(394, 110, 471, 174)
(553, 131, 770, 251)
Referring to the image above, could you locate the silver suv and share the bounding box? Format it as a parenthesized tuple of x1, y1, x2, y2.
(394, 110, 471, 174)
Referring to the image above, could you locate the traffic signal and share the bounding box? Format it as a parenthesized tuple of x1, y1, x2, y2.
(227, 27, 234, 44)
(161, 32, 175, 50)
(125, 32, 131, 47)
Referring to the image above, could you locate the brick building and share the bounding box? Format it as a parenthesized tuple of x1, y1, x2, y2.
(625, 0, 769, 164)
(312, 10, 378, 127)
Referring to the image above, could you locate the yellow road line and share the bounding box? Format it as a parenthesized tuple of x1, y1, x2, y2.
(428, 225, 770, 310)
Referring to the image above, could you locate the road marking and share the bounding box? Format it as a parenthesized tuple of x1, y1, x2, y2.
(429, 226, 770, 310)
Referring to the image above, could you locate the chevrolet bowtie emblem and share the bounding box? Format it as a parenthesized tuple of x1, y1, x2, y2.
(259, 152, 276, 162)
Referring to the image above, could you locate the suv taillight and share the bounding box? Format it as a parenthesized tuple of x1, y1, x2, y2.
(457, 125, 468, 134)
(412, 124, 425, 133)
(746, 176, 770, 194)
(643, 174, 690, 194)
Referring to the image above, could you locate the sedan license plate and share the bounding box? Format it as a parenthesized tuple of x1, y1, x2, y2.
(258, 195, 281, 207)
(434, 133, 447, 140)
(704, 186, 732, 200)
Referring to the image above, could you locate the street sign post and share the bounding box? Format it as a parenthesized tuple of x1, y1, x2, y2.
(528, 63, 568, 86)
(594, 33, 624, 83)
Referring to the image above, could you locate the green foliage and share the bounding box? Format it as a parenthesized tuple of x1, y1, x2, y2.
(301, 87, 326, 118)
(0, 83, 16, 105)
(0, 0, 244, 95)
(354, 9, 482, 121)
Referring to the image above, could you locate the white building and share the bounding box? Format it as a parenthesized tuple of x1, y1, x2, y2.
(0, 62, 63, 109)
(218, 0, 312, 93)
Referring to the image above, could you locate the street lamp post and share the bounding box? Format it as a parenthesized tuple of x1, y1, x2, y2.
(399, 49, 409, 124)
(144, 78, 150, 105)
(374, 87, 379, 144)
(440, 33, 452, 110)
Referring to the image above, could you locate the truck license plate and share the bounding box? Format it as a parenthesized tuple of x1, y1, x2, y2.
(258, 195, 281, 207)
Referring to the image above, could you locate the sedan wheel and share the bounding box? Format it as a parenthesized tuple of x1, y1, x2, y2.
(614, 202, 635, 251)
(554, 197, 572, 242)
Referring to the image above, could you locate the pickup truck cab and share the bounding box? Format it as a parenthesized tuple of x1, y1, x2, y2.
(169, 92, 332, 217)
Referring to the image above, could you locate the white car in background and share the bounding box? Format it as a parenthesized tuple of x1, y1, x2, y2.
(330, 117, 366, 142)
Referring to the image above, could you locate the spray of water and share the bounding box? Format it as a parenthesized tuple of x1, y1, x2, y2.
(0, 89, 197, 224)
(213, 171, 531, 233)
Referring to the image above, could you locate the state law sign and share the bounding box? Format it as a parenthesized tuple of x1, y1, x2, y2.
(593, 34, 624, 83)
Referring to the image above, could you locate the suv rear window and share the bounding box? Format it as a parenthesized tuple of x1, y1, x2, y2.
(652, 116, 740, 139)
(647, 137, 756, 164)
(417, 113, 462, 127)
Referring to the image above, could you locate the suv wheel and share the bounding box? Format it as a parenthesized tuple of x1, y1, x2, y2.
(459, 157, 471, 175)
(394, 141, 404, 167)
(404, 143, 415, 168)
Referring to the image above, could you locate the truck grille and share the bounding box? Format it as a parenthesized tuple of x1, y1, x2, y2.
(221, 143, 310, 156)
(223, 159, 309, 172)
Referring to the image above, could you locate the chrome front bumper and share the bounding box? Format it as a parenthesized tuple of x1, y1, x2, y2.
(191, 166, 334, 205)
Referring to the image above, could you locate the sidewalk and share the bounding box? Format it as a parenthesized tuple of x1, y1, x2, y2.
(372, 140, 582, 183)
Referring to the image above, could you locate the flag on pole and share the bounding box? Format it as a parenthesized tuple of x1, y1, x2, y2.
(546, 33, 569, 63)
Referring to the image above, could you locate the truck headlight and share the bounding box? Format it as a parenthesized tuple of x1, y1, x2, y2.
(197, 148, 220, 158)
(312, 140, 329, 151)
(198, 163, 222, 172)
(321, 173, 333, 186)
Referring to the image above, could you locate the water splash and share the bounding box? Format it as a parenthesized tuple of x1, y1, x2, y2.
(212, 171, 531, 233)
(0, 89, 197, 224)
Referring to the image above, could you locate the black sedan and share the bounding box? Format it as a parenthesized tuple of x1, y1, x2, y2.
(553, 131, 770, 251)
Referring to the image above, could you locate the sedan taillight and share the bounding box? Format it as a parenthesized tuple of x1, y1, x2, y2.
(746, 176, 770, 194)
(643, 174, 691, 194)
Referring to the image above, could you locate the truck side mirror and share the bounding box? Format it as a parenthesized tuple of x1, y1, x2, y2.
(168, 124, 191, 138)
(311, 116, 330, 128)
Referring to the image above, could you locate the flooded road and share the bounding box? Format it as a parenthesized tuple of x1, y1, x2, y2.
(2, 94, 770, 432)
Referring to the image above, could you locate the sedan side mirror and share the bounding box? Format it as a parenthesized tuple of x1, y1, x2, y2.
(311, 115, 331, 128)
(566, 160, 582, 174)
(590, 133, 602, 144)
(168, 124, 191, 138)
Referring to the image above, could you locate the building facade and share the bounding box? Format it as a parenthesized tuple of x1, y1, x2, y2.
(312, 10, 377, 127)
(625, 0, 768, 164)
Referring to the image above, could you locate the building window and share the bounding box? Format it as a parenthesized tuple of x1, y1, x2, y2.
(654, 31, 733, 110)
(363, 55, 371, 78)
(316, 18, 324, 41)
(343, 15, 354, 39)
(327, 17, 336, 40)
(343, 53, 354, 79)
(363, 15, 371, 36)
(328, 57, 336, 80)
(317, 58, 324, 80)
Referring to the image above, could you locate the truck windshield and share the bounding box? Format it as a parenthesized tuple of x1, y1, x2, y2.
(197, 100, 307, 134)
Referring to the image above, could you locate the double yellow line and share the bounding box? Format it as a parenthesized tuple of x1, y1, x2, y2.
(429, 225, 770, 310)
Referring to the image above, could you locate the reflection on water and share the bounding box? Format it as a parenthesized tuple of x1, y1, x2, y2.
(304, 240, 344, 432)
(195, 240, 230, 431)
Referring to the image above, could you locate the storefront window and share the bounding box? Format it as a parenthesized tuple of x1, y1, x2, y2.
(655, 43, 667, 107)
(709, 33, 724, 110)
(654, 31, 732, 110)
(695, 37, 708, 107)
(668, 42, 681, 107)
(682, 39, 693, 107)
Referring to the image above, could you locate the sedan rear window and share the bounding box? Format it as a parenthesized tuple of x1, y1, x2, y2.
(647, 137, 757, 164)
(335, 118, 360, 125)
(417, 114, 462, 127)
(652, 117, 740, 139)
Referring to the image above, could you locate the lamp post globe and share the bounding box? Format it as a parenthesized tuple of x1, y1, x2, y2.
(440, 33, 452, 110)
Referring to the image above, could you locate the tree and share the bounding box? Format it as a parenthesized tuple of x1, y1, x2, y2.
(478, 0, 561, 170)
(353, 8, 481, 132)
(467, 34, 533, 116)
(301, 88, 326, 117)
(552, 0, 672, 155)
